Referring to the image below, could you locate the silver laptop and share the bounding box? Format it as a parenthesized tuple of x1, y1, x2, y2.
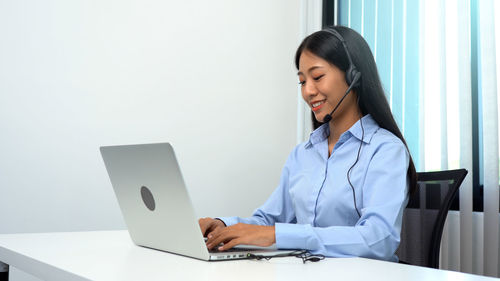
(100, 142, 294, 261)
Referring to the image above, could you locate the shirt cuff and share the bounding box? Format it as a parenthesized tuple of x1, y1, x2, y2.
(275, 223, 313, 250)
(215, 217, 239, 227)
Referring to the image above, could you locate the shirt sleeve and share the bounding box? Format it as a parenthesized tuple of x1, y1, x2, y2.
(275, 141, 409, 261)
(217, 153, 297, 227)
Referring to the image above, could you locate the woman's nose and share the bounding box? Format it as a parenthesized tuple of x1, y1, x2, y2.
(303, 81, 318, 97)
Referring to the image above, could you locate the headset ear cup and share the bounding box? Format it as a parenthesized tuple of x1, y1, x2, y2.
(345, 65, 359, 86)
(351, 69, 361, 87)
(345, 69, 353, 86)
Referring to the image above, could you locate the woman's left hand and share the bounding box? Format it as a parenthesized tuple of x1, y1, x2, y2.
(205, 223, 276, 251)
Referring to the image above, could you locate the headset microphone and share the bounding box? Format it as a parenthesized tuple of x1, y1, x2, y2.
(322, 72, 361, 123)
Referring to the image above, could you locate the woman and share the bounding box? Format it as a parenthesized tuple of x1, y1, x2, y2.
(199, 26, 417, 261)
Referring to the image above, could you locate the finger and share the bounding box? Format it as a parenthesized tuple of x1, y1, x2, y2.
(218, 238, 241, 251)
(206, 232, 225, 249)
(206, 222, 241, 246)
(207, 229, 237, 250)
(205, 226, 222, 245)
(206, 224, 228, 244)
(206, 223, 220, 237)
(205, 230, 220, 249)
(201, 218, 221, 237)
(206, 225, 224, 239)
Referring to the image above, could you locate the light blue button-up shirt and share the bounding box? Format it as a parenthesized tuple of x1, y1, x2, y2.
(219, 114, 409, 261)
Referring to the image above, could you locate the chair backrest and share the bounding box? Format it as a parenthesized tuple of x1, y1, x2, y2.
(396, 169, 468, 268)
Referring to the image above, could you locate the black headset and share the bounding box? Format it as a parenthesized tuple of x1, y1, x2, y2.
(320, 28, 362, 124)
(322, 28, 361, 87)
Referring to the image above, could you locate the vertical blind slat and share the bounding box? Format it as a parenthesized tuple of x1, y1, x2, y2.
(339, 0, 349, 26)
(375, 0, 392, 100)
(457, 0, 474, 274)
(392, 0, 403, 130)
(350, 0, 362, 33)
(418, 0, 425, 171)
(437, 0, 451, 270)
(404, 0, 420, 169)
(362, 0, 376, 52)
(438, 0, 448, 171)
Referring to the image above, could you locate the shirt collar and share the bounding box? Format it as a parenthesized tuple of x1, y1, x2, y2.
(304, 122, 330, 149)
(349, 114, 379, 144)
(304, 114, 379, 149)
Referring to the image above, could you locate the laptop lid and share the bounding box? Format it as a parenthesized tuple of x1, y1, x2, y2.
(100, 142, 210, 260)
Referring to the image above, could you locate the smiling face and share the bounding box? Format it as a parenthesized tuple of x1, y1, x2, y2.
(298, 50, 358, 123)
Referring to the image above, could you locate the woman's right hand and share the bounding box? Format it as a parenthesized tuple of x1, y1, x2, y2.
(198, 217, 226, 238)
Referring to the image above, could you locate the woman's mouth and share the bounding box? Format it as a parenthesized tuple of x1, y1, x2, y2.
(311, 100, 326, 112)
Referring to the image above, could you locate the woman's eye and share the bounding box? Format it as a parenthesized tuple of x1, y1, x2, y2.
(313, 74, 324, 81)
(298, 75, 322, 86)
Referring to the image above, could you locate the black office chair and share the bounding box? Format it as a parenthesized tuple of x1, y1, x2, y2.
(396, 169, 468, 268)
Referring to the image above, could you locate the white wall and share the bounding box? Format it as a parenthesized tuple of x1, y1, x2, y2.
(0, 0, 300, 234)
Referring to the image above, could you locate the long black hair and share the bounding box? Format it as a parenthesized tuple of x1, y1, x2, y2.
(295, 25, 417, 195)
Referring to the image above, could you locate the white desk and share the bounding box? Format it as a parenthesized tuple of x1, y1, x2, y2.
(0, 230, 496, 281)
